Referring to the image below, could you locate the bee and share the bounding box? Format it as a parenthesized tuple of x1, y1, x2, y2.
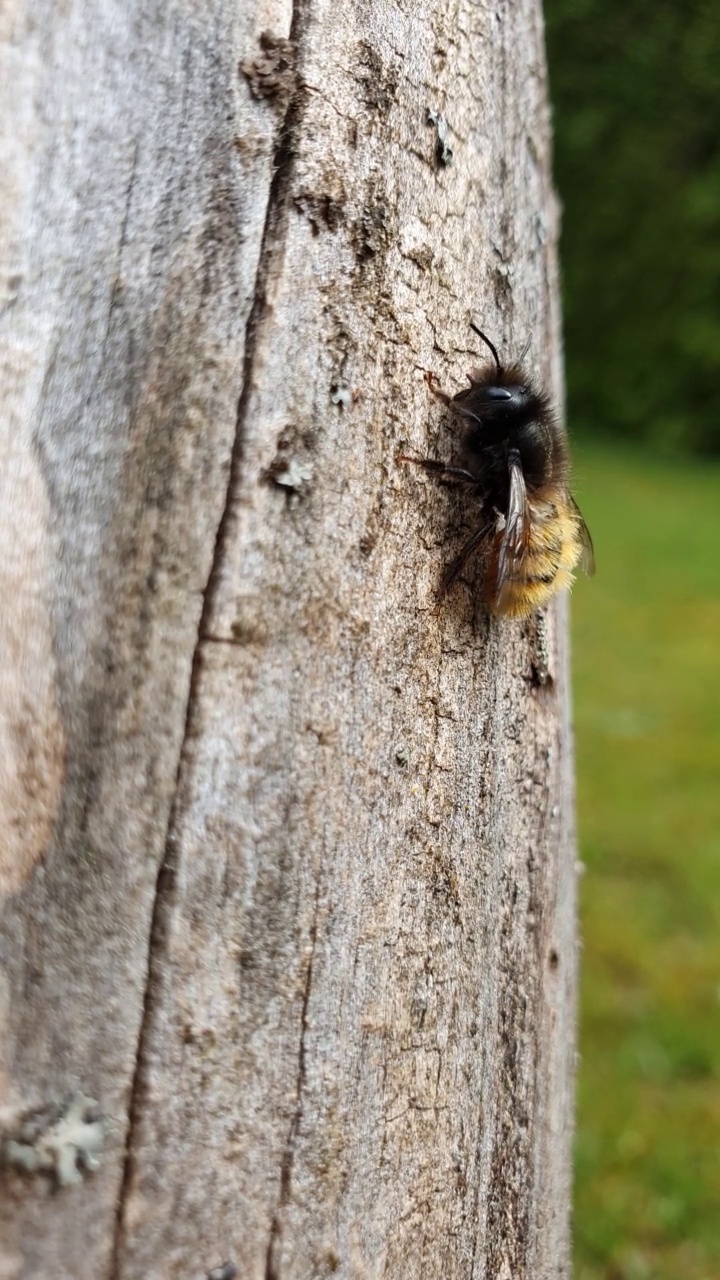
(400, 323, 594, 618)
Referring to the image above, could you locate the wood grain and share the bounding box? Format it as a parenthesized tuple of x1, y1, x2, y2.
(0, 0, 577, 1276)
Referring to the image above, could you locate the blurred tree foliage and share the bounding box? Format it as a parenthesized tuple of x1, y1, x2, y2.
(545, 1, 720, 453)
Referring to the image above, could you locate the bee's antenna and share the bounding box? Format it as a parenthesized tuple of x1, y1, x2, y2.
(469, 321, 503, 374)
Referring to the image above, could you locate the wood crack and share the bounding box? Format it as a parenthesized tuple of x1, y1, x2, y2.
(108, 5, 312, 1273)
(101, 141, 140, 362)
(263, 905, 318, 1280)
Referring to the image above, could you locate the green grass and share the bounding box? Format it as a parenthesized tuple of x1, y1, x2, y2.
(571, 442, 720, 1280)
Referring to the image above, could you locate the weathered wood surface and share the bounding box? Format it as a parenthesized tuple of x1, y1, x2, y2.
(0, 0, 577, 1276)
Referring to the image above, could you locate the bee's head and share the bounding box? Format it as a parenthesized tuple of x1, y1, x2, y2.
(452, 372, 547, 432)
(452, 323, 547, 429)
(464, 379, 536, 422)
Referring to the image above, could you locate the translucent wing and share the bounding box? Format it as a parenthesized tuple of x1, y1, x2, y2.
(495, 453, 531, 610)
(570, 495, 595, 576)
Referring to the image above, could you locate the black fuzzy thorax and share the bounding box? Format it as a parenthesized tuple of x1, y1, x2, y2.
(450, 362, 566, 504)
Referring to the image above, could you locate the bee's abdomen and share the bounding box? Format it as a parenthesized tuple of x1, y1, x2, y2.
(486, 490, 583, 618)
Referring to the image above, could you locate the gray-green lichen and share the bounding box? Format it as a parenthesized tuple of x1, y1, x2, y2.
(2, 1096, 107, 1187)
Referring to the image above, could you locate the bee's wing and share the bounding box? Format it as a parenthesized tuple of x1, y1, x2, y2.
(495, 454, 531, 610)
(570, 495, 595, 576)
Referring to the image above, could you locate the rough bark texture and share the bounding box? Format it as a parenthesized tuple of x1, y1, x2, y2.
(0, 1, 577, 1277)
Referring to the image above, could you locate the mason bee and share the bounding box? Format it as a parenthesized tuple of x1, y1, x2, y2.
(400, 324, 594, 618)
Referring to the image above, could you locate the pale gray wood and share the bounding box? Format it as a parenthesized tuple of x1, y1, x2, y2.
(0, 0, 578, 1277)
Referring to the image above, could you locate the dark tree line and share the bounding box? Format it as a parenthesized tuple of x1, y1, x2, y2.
(547, 0, 720, 454)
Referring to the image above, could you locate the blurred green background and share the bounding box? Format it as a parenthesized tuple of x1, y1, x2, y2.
(545, 3, 720, 1278)
(546, 0, 720, 456)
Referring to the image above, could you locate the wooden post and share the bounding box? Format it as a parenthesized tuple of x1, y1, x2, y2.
(0, 1, 576, 1275)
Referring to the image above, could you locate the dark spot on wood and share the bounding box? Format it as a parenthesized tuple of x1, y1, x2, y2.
(241, 32, 296, 106)
(207, 1264, 237, 1280)
(492, 264, 512, 310)
(356, 203, 391, 262)
(427, 847, 461, 923)
(293, 189, 345, 235)
(356, 41, 398, 112)
(426, 108, 453, 166)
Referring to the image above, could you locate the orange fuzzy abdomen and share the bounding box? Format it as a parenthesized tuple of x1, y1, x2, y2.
(484, 489, 584, 618)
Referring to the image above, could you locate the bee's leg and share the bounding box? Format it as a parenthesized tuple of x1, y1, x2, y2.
(532, 609, 552, 686)
(397, 455, 477, 485)
(423, 369, 453, 406)
(440, 522, 492, 595)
